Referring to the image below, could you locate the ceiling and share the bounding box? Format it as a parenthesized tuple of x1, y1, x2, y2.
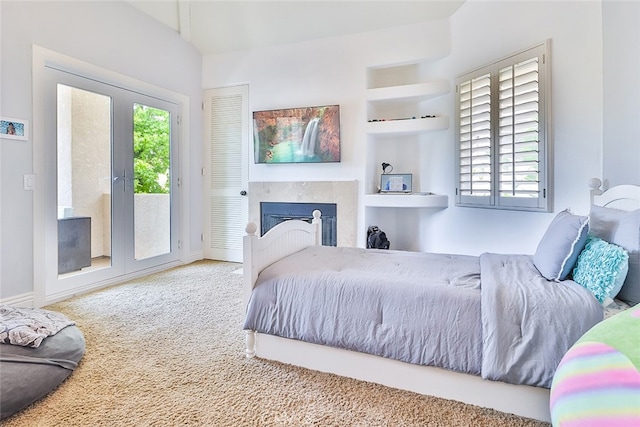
(126, 1, 465, 55)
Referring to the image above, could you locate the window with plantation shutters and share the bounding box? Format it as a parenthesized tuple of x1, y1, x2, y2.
(458, 73, 492, 205)
(455, 42, 551, 212)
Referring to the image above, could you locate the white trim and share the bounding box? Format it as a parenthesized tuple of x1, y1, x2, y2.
(32, 45, 48, 308)
(183, 250, 205, 265)
(0, 292, 34, 308)
(43, 260, 183, 306)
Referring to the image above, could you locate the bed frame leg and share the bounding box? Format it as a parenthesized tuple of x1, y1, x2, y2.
(245, 330, 256, 358)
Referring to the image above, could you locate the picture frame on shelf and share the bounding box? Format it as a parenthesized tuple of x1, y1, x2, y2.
(380, 173, 412, 193)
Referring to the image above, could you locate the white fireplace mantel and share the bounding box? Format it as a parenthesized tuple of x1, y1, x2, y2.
(248, 181, 358, 247)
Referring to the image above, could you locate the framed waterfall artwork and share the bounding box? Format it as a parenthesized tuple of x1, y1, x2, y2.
(253, 105, 341, 164)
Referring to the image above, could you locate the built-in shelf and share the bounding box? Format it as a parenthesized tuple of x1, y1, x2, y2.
(366, 81, 449, 105)
(364, 61, 450, 250)
(366, 116, 449, 136)
(363, 193, 448, 208)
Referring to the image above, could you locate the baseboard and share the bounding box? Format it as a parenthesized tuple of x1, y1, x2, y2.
(44, 260, 184, 305)
(1, 292, 35, 307)
(3, 252, 206, 308)
(183, 250, 204, 264)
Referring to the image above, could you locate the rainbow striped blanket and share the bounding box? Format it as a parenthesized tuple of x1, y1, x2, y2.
(550, 303, 640, 426)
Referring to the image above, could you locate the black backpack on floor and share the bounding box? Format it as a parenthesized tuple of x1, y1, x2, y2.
(367, 226, 390, 250)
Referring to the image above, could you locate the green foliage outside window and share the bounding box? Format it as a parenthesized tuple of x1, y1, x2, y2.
(133, 104, 170, 194)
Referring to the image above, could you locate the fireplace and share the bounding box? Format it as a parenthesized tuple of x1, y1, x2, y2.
(261, 202, 337, 246)
(248, 181, 357, 247)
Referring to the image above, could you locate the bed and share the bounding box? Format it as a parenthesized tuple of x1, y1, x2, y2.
(242, 179, 640, 422)
(0, 305, 85, 420)
(549, 179, 640, 426)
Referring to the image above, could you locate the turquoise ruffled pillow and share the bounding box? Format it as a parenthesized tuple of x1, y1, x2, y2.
(572, 236, 629, 303)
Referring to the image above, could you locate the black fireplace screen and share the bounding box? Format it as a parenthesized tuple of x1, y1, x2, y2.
(260, 202, 337, 246)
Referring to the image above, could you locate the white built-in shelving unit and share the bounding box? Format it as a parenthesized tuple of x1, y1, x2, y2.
(364, 61, 450, 250)
(366, 80, 450, 105)
(363, 193, 449, 208)
(366, 116, 449, 136)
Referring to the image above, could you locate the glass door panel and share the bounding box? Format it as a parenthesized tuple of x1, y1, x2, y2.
(133, 103, 171, 260)
(43, 63, 180, 301)
(56, 84, 112, 277)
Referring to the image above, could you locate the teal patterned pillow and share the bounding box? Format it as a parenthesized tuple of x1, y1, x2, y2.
(572, 236, 629, 303)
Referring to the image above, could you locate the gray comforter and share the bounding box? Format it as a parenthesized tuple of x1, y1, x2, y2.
(244, 246, 603, 387)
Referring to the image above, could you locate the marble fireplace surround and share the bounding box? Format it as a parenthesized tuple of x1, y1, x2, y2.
(248, 181, 358, 247)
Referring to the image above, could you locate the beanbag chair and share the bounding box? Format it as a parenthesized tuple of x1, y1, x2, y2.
(550, 304, 640, 426)
(0, 306, 85, 420)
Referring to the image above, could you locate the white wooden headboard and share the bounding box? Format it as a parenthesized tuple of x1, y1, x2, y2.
(243, 210, 322, 310)
(589, 178, 640, 211)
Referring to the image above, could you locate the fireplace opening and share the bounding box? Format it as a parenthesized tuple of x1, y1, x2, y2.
(260, 202, 337, 246)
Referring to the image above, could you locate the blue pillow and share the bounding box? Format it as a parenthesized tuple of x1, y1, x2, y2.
(534, 210, 590, 281)
(572, 236, 629, 303)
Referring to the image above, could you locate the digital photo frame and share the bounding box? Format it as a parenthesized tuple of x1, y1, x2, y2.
(380, 174, 412, 193)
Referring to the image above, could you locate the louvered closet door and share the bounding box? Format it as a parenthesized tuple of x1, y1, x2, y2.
(203, 85, 249, 262)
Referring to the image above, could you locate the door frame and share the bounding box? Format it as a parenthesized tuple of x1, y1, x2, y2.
(32, 46, 192, 306)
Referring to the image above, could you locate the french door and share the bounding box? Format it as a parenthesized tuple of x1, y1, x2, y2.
(42, 66, 180, 300)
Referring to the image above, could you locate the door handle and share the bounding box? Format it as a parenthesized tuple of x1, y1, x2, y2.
(113, 170, 128, 192)
(240, 190, 247, 196)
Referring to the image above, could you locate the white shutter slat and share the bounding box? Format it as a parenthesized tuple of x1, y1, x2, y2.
(497, 53, 541, 201)
(458, 71, 494, 197)
(499, 160, 539, 171)
(500, 154, 539, 165)
(499, 133, 539, 145)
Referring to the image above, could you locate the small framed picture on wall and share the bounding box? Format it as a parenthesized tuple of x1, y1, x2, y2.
(0, 117, 29, 141)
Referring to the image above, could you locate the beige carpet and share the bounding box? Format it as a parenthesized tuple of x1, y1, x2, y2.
(3, 261, 550, 426)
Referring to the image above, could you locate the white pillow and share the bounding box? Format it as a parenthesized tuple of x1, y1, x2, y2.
(534, 210, 589, 281)
(589, 205, 640, 304)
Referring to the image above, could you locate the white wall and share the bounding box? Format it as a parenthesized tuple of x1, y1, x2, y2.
(203, 20, 452, 247)
(203, 1, 610, 256)
(602, 0, 640, 187)
(0, 1, 203, 300)
(1, 0, 636, 300)
(203, 19, 452, 182)
(425, 0, 605, 255)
